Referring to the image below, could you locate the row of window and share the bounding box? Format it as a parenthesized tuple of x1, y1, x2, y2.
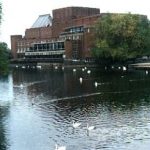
(25, 55, 63, 59)
(65, 26, 84, 33)
(29, 42, 65, 52)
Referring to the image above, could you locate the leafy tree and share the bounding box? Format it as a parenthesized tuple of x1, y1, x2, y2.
(0, 3, 10, 74)
(92, 13, 150, 62)
(0, 42, 9, 74)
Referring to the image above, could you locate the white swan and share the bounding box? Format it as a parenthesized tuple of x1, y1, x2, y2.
(79, 77, 83, 84)
(73, 68, 76, 72)
(123, 66, 127, 71)
(37, 65, 42, 69)
(82, 68, 85, 71)
(94, 82, 98, 87)
(87, 70, 91, 74)
(20, 84, 24, 89)
(87, 123, 95, 131)
(72, 120, 81, 128)
(55, 66, 58, 70)
(55, 144, 66, 150)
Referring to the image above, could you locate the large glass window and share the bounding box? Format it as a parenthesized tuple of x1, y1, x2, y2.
(37, 44, 42, 51)
(46, 44, 49, 50)
(49, 43, 53, 51)
(42, 44, 47, 50)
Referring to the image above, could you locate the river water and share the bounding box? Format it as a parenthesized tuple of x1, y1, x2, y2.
(0, 68, 150, 150)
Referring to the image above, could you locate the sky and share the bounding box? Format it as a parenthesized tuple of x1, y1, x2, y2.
(0, 0, 150, 48)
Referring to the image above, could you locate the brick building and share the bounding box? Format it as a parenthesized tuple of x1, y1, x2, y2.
(11, 7, 101, 62)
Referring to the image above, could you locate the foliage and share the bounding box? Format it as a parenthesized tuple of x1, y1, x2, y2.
(0, 42, 10, 74)
(92, 13, 150, 62)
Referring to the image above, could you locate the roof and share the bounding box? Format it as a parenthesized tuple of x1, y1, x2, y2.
(31, 14, 52, 28)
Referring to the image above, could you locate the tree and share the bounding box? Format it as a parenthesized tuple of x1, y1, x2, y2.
(0, 42, 9, 74)
(0, 3, 10, 74)
(92, 13, 150, 62)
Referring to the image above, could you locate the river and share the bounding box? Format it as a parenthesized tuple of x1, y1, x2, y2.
(0, 67, 150, 150)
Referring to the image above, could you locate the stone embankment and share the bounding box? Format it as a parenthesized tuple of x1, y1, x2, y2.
(129, 62, 150, 69)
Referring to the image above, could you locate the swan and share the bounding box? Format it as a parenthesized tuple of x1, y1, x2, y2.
(87, 123, 95, 131)
(73, 68, 76, 72)
(123, 66, 127, 71)
(55, 66, 58, 70)
(146, 70, 148, 75)
(79, 77, 83, 84)
(94, 82, 98, 87)
(55, 144, 66, 150)
(22, 66, 25, 69)
(72, 120, 81, 128)
(87, 70, 91, 74)
(20, 84, 24, 89)
(37, 65, 42, 69)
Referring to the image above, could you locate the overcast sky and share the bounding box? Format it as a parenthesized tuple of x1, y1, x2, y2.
(0, 0, 150, 47)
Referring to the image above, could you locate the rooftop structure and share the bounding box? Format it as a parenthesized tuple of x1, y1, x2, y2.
(31, 14, 52, 28)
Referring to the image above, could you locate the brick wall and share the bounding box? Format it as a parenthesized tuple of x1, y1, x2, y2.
(11, 35, 22, 59)
(25, 26, 52, 39)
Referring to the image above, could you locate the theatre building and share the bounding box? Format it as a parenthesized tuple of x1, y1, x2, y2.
(11, 6, 101, 63)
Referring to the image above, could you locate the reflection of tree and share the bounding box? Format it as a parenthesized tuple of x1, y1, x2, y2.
(49, 70, 150, 121)
(12, 69, 150, 125)
(0, 105, 9, 150)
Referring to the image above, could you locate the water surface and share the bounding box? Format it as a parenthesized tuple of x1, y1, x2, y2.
(0, 68, 150, 150)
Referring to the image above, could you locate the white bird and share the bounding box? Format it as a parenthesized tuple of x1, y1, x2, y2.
(37, 65, 42, 69)
(54, 66, 58, 70)
(94, 82, 98, 87)
(123, 66, 127, 71)
(72, 120, 81, 128)
(146, 70, 148, 75)
(82, 68, 85, 71)
(22, 66, 25, 69)
(87, 123, 95, 131)
(73, 68, 76, 72)
(20, 84, 24, 89)
(79, 77, 83, 84)
(87, 70, 91, 74)
(55, 144, 66, 150)
(84, 66, 87, 70)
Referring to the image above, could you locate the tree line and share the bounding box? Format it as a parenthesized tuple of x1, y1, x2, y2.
(0, 2, 10, 74)
(92, 13, 150, 63)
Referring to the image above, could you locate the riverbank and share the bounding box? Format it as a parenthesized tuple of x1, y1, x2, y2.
(129, 62, 150, 69)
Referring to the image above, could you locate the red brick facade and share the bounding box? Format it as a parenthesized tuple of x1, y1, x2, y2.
(11, 7, 101, 61)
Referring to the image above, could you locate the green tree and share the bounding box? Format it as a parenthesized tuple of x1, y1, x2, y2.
(0, 3, 10, 74)
(92, 13, 150, 62)
(0, 42, 9, 74)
